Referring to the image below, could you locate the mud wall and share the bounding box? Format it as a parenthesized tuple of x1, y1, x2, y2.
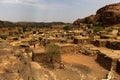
(73, 38, 90, 44)
(106, 41, 120, 50)
(96, 53, 112, 71)
(93, 40, 107, 47)
(32, 53, 46, 63)
(116, 60, 120, 74)
(60, 45, 79, 54)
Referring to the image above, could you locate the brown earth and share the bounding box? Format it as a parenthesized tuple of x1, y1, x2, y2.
(62, 54, 108, 79)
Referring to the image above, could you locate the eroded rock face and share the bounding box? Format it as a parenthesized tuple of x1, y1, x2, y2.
(96, 3, 120, 26)
(73, 15, 95, 25)
(73, 3, 120, 27)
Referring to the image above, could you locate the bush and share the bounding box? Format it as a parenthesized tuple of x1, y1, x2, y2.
(0, 35, 7, 40)
(45, 44, 61, 69)
(93, 26, 104, 33)
(63, 26, 72, 31)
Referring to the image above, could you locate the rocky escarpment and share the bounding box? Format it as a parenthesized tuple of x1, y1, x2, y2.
(73, 3, 120, 27)
(73, 15, 95, 25)
(97, 3, 120, 26)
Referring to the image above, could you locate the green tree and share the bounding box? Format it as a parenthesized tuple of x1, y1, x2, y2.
(63, 26, 72, 31)
(45, 44, 61, 69)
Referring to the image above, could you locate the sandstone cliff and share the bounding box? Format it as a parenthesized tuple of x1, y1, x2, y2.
(73, 3, 120, 27)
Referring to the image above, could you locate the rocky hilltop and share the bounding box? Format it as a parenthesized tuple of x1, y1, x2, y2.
(73, 3, 120, 27)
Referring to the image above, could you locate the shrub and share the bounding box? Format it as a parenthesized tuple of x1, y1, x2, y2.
(45, 44, 61, 69)
(93, 26, 104, 33)
(0, 35, 7, 40)
(63, 26, 72, 31)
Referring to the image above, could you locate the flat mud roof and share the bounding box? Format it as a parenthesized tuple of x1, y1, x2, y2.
(98, 47, 120, 59)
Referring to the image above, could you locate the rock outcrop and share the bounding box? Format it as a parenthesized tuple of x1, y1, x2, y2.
(73, 15, 95, 25)
(96, 3, 120, 26)
(73, 3, 120, 27)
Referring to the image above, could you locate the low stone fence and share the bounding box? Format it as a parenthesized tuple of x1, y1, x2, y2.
(93, 39, 107, 47)
(93, 39, 120, 50)
(32, 48, 45, 63)
(96, 50, 120, 74)
(106, 41, 120, 50)
(116, 60, 120, 74)
(96, 53, 113, 71)
(73, 37, 90, 44)
(58, 44, 78, 54)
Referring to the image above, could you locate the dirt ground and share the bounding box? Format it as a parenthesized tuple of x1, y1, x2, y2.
(61, 54, 109, 79)
(31, 44, 120, 80)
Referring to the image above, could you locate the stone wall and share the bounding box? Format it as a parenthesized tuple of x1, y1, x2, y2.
(55, 43, 80, 54)
(96, 53, 112, 71)
(93, 39, 120, 50)
(106, 41, 120, 50)
(96, 52, 120, 75)
(32, 53, 46, 63)
(116, 60, 120, 74)
(93, 39, 107, 47)
(73, 38, 90, 44)
(60, 45, 78, 54)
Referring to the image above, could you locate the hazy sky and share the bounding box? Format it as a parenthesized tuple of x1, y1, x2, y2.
(0, 0, 120, 22)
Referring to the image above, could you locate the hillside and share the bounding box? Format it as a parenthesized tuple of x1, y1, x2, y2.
(0, 20, 65, 28)
(73, 3, 120, 27)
